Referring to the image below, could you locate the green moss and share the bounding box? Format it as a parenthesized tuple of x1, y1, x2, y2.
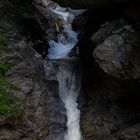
(0, 61, 22, 119)
(0, 76, 23, 119)
(0, 1, 30, 120)
(0, 104, 9, 114)
(0, 76, 9, 87)
(0, 61, 11, 74)
(0, 88, 9, 114)
(0, 87, 23, 119)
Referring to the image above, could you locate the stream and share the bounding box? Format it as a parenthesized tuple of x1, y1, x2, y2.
(42, 0, 84, 139)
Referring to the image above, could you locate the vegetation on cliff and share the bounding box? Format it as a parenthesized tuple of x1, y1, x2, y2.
(0, 21, 22, 120)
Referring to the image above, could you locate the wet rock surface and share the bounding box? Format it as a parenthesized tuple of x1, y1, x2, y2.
(44, 60, 66, 140)
(0, 41, 48, 140)
(93, 20, 140, 80)
(80, 17, 140, 140)
(0, 1, 48, 139)
(80, 73, 140, 140)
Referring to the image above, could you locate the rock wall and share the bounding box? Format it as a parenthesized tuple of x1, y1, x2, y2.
(80, 25, 140, 139)
(78, 3, 140, 140)
(0, 40, 48, 140)
(53, 0, 128, 9)
(0, 1, 49, 139)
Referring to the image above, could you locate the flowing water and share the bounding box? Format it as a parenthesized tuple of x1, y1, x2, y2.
(42, 0, 84, 139)
(57, 62, 82, 140)
(40, 0, 85, 59)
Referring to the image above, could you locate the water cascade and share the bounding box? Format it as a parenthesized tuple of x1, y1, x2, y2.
(57, 61, 82, 140)
(42, 0, 85, 139)
(40, 0, 85, 59)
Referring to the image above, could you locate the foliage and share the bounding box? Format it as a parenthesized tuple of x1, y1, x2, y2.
(0, 30, 22, 119)
(0, 84, 22, 119)
(0, 70, 22, 119)
(0, 61, 11, 74)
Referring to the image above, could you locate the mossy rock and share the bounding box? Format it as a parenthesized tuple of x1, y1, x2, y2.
(0, 63, 23, 121)
(0, 36, 22, 121)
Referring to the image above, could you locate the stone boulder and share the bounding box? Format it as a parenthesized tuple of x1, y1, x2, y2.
(92, 20, 140, 80)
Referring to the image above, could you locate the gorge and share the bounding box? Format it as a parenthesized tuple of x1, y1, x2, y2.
(0, 0, 140, 140)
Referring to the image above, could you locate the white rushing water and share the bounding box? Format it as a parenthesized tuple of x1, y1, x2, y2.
(41, 0, 84, 139)
(57, 63, 82, 140)
(41, 0, 85, 59)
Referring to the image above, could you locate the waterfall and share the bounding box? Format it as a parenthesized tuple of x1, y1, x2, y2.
(57, 62, 82, 140)
(44, 59, 83, 140)
(41, 0, 85, 139)
(39, 0, 85, 59)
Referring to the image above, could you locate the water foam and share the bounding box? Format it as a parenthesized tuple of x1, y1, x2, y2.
(43, 0, 85, 59)
(57, 63, 82, 140)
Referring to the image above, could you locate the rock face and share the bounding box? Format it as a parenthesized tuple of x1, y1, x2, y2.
(53, 0, 128, 9)
(44, 60, 67, 140)
(0, 1, 48, 139)
(0, 42, 48, 140)
(80, 20, 140, 140)
(93, 20, 140, 80)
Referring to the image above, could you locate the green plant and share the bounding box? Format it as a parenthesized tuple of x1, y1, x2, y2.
(0, 61, 22, 119)
(0, 76, 22, 119)
(0, 88, 9, 114)
(0, 76, 9, 91)
(0, 4, 24, 119)
(0, 87, 22, 119)
(0, 61, 11, 74)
